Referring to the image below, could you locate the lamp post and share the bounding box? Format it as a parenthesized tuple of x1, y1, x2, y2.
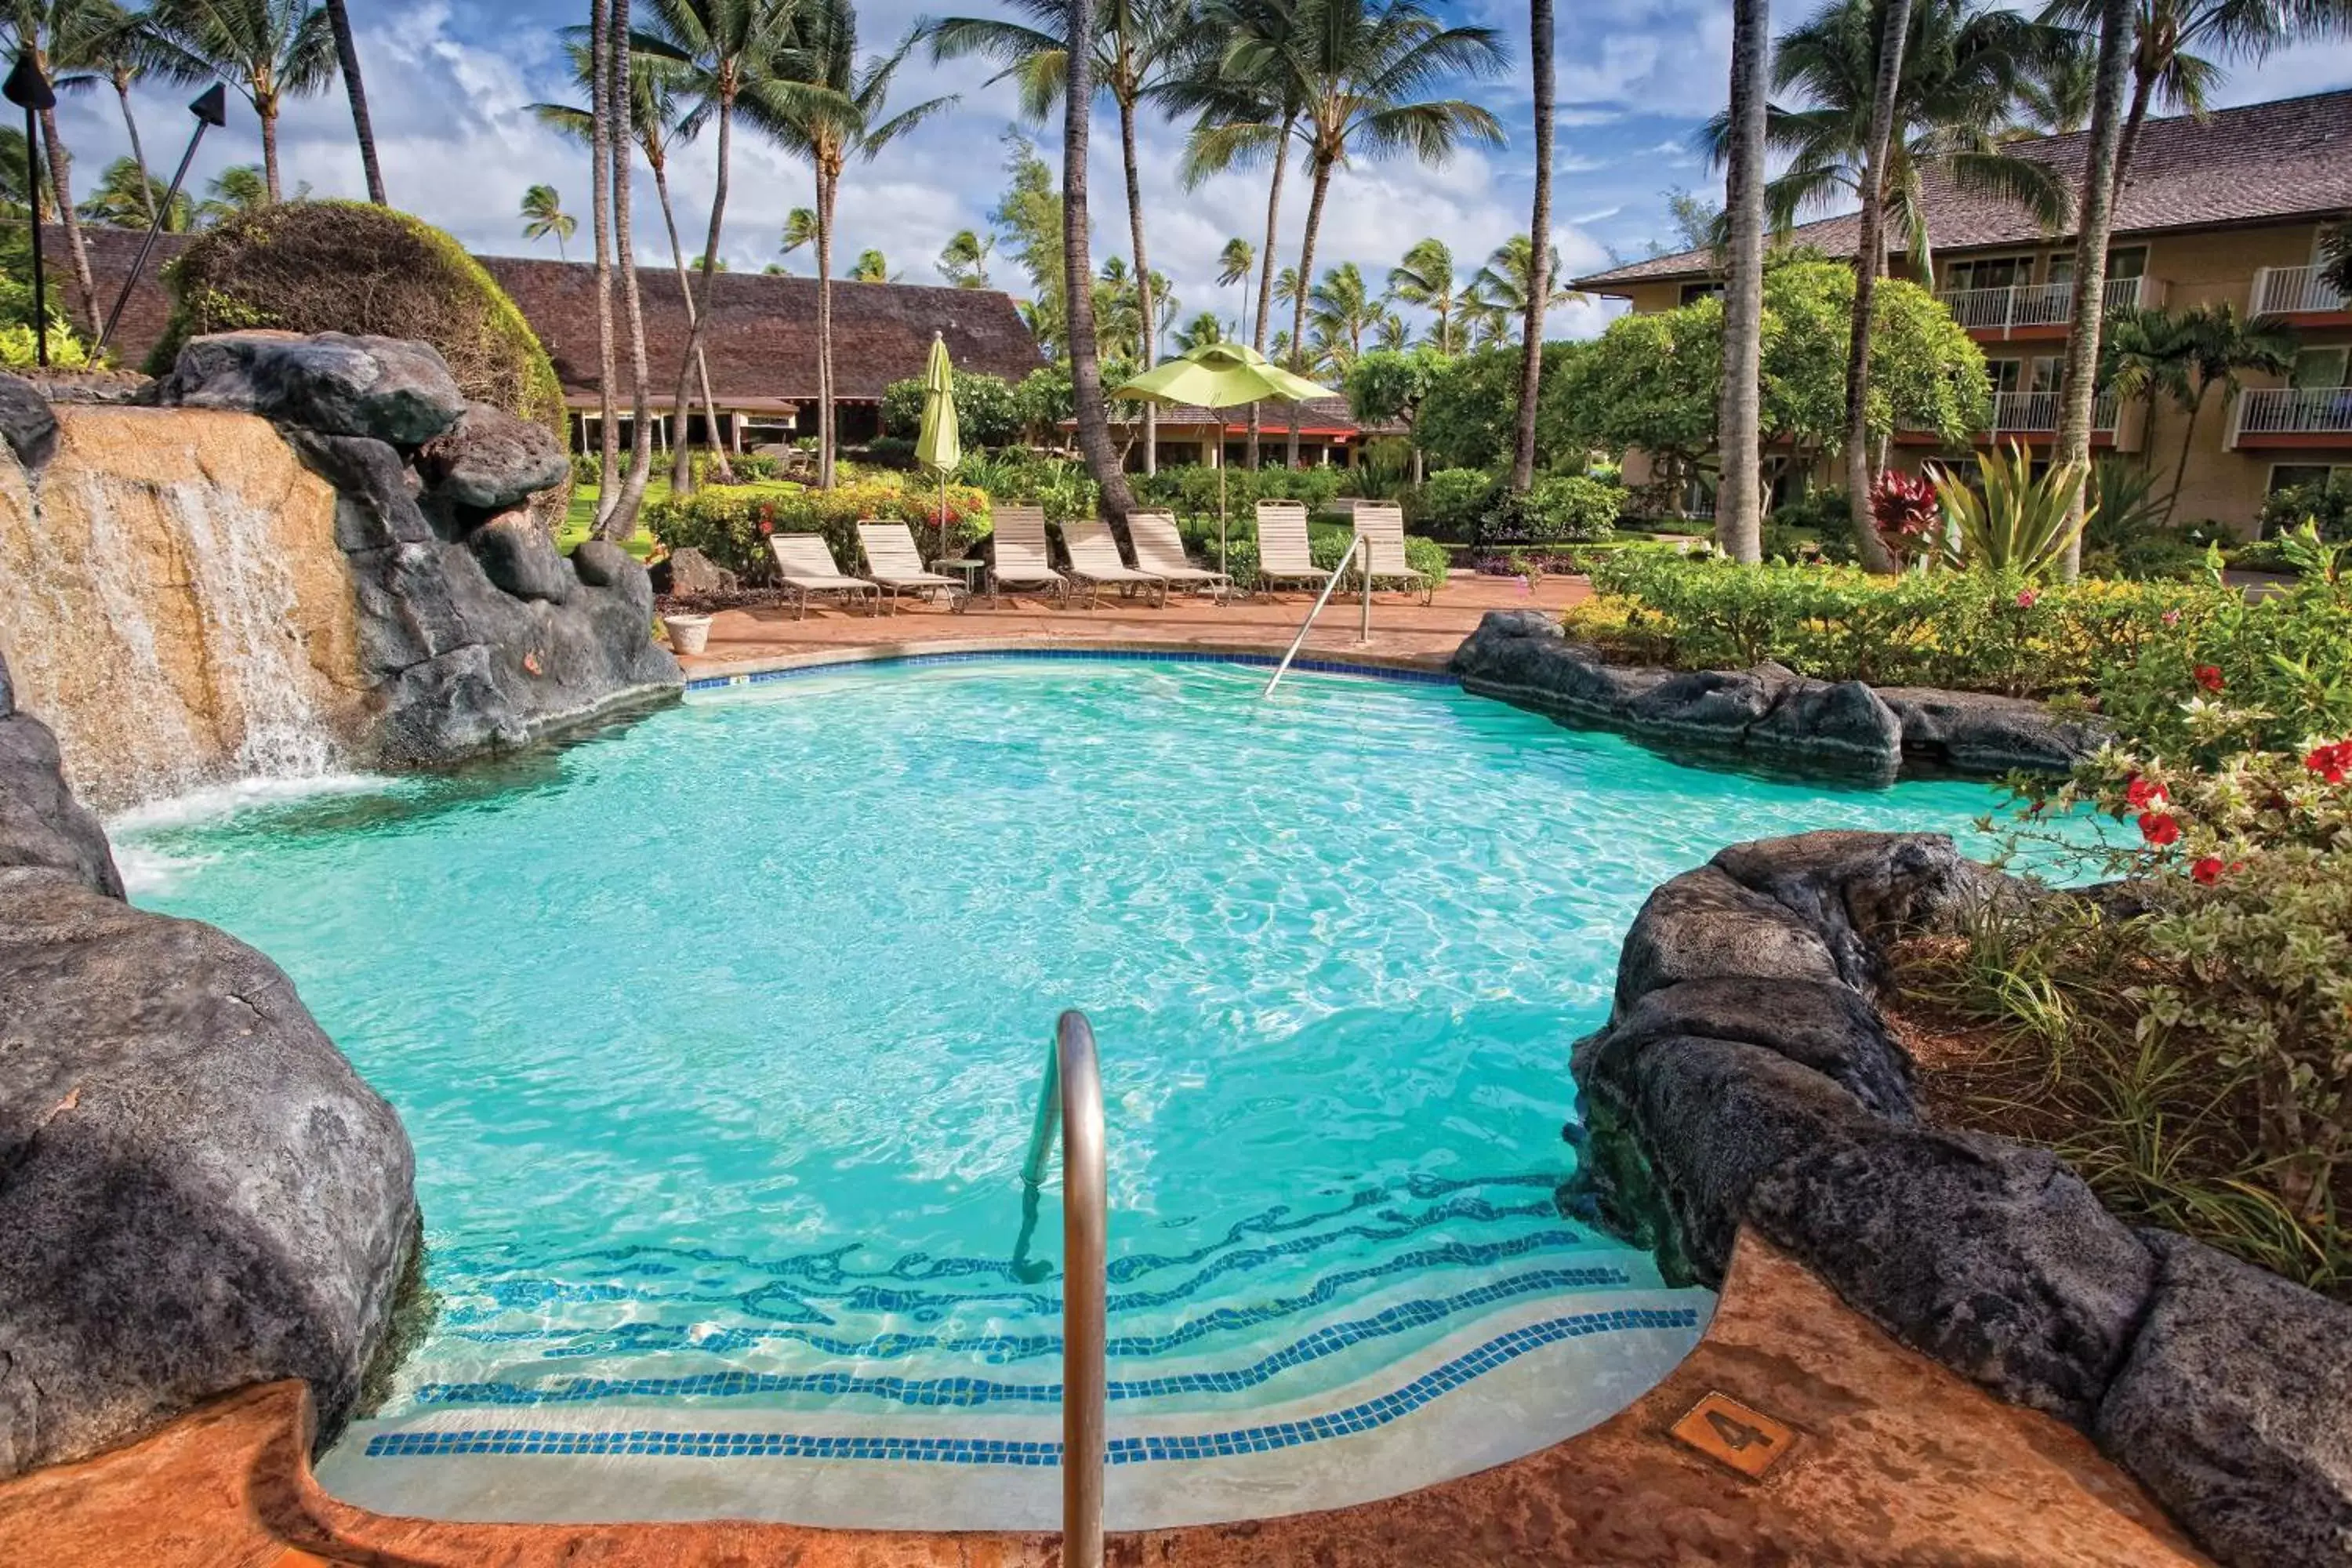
(3, 51, 56, 368)
(94, 85, 229, 359)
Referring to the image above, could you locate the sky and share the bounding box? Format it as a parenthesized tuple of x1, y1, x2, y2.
(46, 0, 2352, 349)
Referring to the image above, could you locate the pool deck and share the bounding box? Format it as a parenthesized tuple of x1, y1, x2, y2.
(673, 573, 1592, 677)
(0, 1233, 2208, 1566)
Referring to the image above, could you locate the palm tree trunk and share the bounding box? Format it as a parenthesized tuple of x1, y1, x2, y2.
(1508, 0, 1555, 495)
(2112, 65, 2154, 197)
(1713, 0, 1768, 564)
(815, 165, 837, 490)
(1063, 0, 1135, 517)
(1840, 0, 1909, 572)
(36, 109, 96, 323)
(114, 77, 156, 227)
(607, 0, 656, 540)
(670, 98, 733, 495)
(2161, 383, 2205, 528)
(260, 106, 283, 203)
(321, 0, 389, 204)
(2055, 0, 2135, 582)
(649, 154, 728, 479)
(1249, 123, 1290, 470)
(1288, 160, 1331, 470)
(1118, 93, 1156, 477)
(589, 0, 621, 522)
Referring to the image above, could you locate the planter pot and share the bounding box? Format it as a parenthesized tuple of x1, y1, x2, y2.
(662, 614, 713, 656)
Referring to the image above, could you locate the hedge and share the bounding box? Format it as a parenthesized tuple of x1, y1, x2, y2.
(647, 479, 993, 579)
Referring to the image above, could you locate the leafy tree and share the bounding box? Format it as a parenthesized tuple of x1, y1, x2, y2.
(938, 226, 993, 286)
(986, 129, 1067, 360)
(148, 0, 339, 202)
(1014, 362, 1073, 441)
(194, 164, 269, 224)
(1343, 344, 1444, 477)
(2101, 302, 2299, 524)
(1651, 184, 1722, 256)
(880, 368, 1023, 444)
(1386, 237, 1461, 352)
(519, 184, 577, 259)
(1307, 260, 1377, 366)
(1415, 341, 1583, 471)
(851, 246, 892, 281)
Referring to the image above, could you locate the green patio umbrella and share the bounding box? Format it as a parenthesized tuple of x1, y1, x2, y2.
(1112, 341, 1333, 573)
(915, 331, 962, 561)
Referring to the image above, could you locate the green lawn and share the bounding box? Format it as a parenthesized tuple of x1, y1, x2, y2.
(557, 481, 663, 559)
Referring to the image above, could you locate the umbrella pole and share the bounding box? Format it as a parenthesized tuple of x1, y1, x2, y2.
(938, 471, 949, 563)
(1218, 459, 1229, 588)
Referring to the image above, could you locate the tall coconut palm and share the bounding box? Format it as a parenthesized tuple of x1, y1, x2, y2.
(924, 0, 1200, 475)
(938, 227, 993, 285)
(1191, 0, 1506, 464)
(760, 0, 953, 489)
(851, 246, 894, 281)
(2054, 0, 2135, 579)
(779, 205, 818, 260)
(1511, 0, 1553, 493)
(532, 36, 729, 468)
(2016, 24, 2096, 131)
(1373, 310, 1408, 350)
(78, 154, 190, 227)
(1840, 0, 1914, 572)
(1307, 261, 1377, 365)
(194, 162, 267, 223)
(1172, 310, 1224, 350)
(148, 0, 339, 202)
(1385, 237, 1460, 353)
(1469, 234, 1579, 317)
(520, 184, 577, 258)
(1058, 0, 1134, 510)
(588, 0, 622, 515)
(5, 0, 111, 318)
(2102, 302, 2296, 524)
(318, 0, 384, 201)
(1217, 235, 1254, 330)
(608, 0, 662, 539)
(61, 2, 167, 226)
(1717, 0, 1769, 564)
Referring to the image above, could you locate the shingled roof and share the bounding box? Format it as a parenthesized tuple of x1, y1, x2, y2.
(1576, 87, 2352, 291)
(62, 227, 1042, 405)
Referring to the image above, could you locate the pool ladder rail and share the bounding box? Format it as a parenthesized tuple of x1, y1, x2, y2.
(1262, 531, 1371, 696)
(1018, 1010, 1108, 1568)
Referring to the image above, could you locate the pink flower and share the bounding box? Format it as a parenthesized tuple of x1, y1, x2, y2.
(2194, 664, 2226, 693)
(2014, 587, 2038, 608)
(2138, 811, 2182, 847)
(2160, 608, 2182, 628)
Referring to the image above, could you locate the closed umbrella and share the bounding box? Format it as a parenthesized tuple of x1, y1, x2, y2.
(1112, 342, 1333, 574)
(915, 331, 962, 561)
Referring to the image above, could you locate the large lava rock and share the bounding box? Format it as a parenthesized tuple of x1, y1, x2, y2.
(154, 331, 468, 447)
(0, 652, 420, 1479)
(416, 401, 569, 516)
(0, 370, 59, 473)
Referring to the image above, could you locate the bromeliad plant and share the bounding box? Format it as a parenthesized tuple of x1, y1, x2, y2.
(1868, 470, 1940, 568)
(1928, 441, 2095, 578)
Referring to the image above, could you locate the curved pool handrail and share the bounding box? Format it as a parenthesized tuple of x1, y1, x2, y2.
(1018, 1009, 1107, 1568)
(1262, 532, 1370, 696)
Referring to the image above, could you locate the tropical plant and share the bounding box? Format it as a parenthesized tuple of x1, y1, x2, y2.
(2053, 0, 2136, 579)
(3, 0, 111, 316)
(879, 368, 1022, 445)
(985, 129, 1066, 358)
(318, 0, 384, 201)
(850, 245, 892, 281)
(1172, 310, 1225, 352)
(2082, 453, 2170, 552)
(194, 162, 267, 224)
(2016, 21, 2096, 130)
(1717, 0, 1769, 563)
(1840, 0, 1915, 572)
(1307, 260, 1378, 365)
(2324, 221, 2352, 299)
(1057, 0, 1135, 510)
(1342, 343, 1443, 477)
(1870, 467, 1940, 564)
(1385, 237, 1461, 353)
(2100, 302, 2298, 524)
(147, 0, 339, 202)
(519, 183, 577, 258)
(60, 1, 171, 225)
(1929, 440, 2093, 574)
(1217, 235, 1254, 330)
(938, 226, 993, 286)
(779, 205, 818, 260)
(78, 154, 191, 229)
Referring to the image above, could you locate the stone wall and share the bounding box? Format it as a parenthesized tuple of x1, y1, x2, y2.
(1570, 830, 2352, 1568)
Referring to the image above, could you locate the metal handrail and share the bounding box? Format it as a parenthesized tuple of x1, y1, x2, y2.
(1262, 532, 1369, 696)
(1016, 1010, 1107, 1568)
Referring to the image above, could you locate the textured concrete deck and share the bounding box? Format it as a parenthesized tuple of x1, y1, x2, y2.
(0, 1236, 2207, 1566)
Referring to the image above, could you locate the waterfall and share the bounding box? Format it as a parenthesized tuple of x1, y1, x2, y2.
(0, 407, 362, 812)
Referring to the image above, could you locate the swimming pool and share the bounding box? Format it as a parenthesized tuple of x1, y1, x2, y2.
(118, 655, 2023, 1528)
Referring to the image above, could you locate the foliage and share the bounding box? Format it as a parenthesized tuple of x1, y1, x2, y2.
(1762, 489, 1860, 565)
(646, 477, 993, 579)
(878, 369, 1025, 448)
(1414, 342, 1582, 471)
(1343, 345, 1445, 434)
(2081, 457, 2172, 557)
(1928, 441, 2092, 577)
(1403, 466, 1498, 539)
(986, 129, 1067, 360)
(1479, 474, 1619, 544)
(1130, 463, 1346, 519)
(0, 230, 96, 368)
(152, 201, 566, 441)
(1869, 470, 1940, 567)
(1013, 365, 1074, 441)
(2260, 476, 2352, 543)
(956, 450, 1100, 524)
(1167, 514, 1443, 593)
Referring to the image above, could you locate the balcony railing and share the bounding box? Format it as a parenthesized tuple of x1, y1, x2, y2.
(1936, 274, 2161, 336)
(2230, 386, 2352, 445)
(1984, 390, 2119, 434)
(2251, 264, 2350, 316)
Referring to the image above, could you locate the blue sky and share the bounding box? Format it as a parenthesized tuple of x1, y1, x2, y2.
(48, 0, 2352, 344)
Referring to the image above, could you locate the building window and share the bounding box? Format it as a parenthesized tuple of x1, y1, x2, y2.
(1942, 255, 2036, 292)
(2268, 463, 2348, 495)
(1679, 280, 1723, 305)
(2290, 347, 2350, 390)
(2047, 246, 2147, 287)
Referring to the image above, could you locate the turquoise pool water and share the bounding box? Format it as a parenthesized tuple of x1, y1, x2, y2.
(118, 656, 2022, 1500)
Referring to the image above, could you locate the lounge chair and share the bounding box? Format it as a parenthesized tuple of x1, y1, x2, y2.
(1127, 512, 1232, 601)
(1255, 500, 1332, 597)
(986, 506, 1069, 607)
(766, 533, 880, 620)
(1351, 503, 1438, 605)
(857, 520, 966, 614)
(1062, 517, 1167, 609)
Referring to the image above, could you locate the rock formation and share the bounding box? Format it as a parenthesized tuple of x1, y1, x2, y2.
(0, 650, 419, 1479)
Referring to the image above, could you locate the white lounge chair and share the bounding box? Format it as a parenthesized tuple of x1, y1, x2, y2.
(1255, 500, 1331, 598)
(857, 520, 966, 614)
(1127, 512, 1232, 601)
(1062, 517, 1167, 609)
(987, 506, 1069, 607)
(1351, 503, 1437, 604)
(767, 533, 879, 620)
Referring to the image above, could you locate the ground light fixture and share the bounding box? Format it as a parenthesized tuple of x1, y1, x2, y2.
(3, 50, 56, 367)
(95, 84, 230, 359)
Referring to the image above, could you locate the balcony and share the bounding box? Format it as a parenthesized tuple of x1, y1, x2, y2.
(1935, 275, 2163, 339)
(1985, 389, 2121, 436)
(2251, 264, 2350, 318)
(2227, 386, 2352, 448)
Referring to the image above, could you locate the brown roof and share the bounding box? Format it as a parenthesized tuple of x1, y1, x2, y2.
(60, 226, 1042, 404)
(1576, 87, 2352, 290)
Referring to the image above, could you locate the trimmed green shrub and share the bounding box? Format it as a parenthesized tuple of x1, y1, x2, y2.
(1404, 468, 1497, 540)
(646, 478, 992, 579)
(1480, 474, 1619, 544)
(878, 369, 1024, 448)
(956, 452, 1100, 523)
(1131, 464, 1345, 519)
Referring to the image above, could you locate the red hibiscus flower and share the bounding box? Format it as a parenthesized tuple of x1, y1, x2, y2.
(758, 518, 775, 535)
(2014, 587, 2038, 608)
(2190, 856, 2225, 886)
(2193, 664, 2225, 693)
(2124, 775, 2167, 809)
(2139, 811, 2182, 846)
(2307, 741, 2352, 785)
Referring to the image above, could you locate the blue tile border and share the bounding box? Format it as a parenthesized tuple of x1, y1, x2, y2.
(682, 648, 1459, 693)
(363, 1305, 1701, 1466)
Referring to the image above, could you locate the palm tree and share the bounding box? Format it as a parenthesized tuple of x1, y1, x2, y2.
(924, 0, 1200, 475)
(520, 184, 577, 258)
(1717, 0, 1769, 564)
(2054, 0, 2135, 579)
(2103, 302, 2296, 524)
(779, 205, 818, 262)
(78, 154, 190, 227)
(194, 162, 267, 223)
(148, 0, 339, 202)
(1307, 261, 1378, 365)
(851, 246, 895, 281)
(761, 0, 953, 488)
(319, 0, 385, 201)
(938, 226, 993, 286)
(0, 127, 52, 219)
(1840, 0, 1915, 572)
(1511, 0, 1554, 493)
(1469, 234, 1580, 316)
(1173, 310, 1224, 351)
(6, 0, 109, 318)
(1058, 0, 1134, 510)
(1373, 310, 1409, 350)
(1217, 235, 1254, 332)
(1385, 237, 1460, 352)
(587, 0, 622, 517)
(1192, 0, 1506, 464)
(62, 2, 167, 226)
(2016, 24, 2096, 131)
(608, 0, 662, 539)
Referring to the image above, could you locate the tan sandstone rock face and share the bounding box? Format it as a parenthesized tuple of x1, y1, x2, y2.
(0, 407, 364, 811)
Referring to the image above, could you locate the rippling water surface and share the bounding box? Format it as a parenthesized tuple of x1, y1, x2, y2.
(120, 658, 2020, 1422)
